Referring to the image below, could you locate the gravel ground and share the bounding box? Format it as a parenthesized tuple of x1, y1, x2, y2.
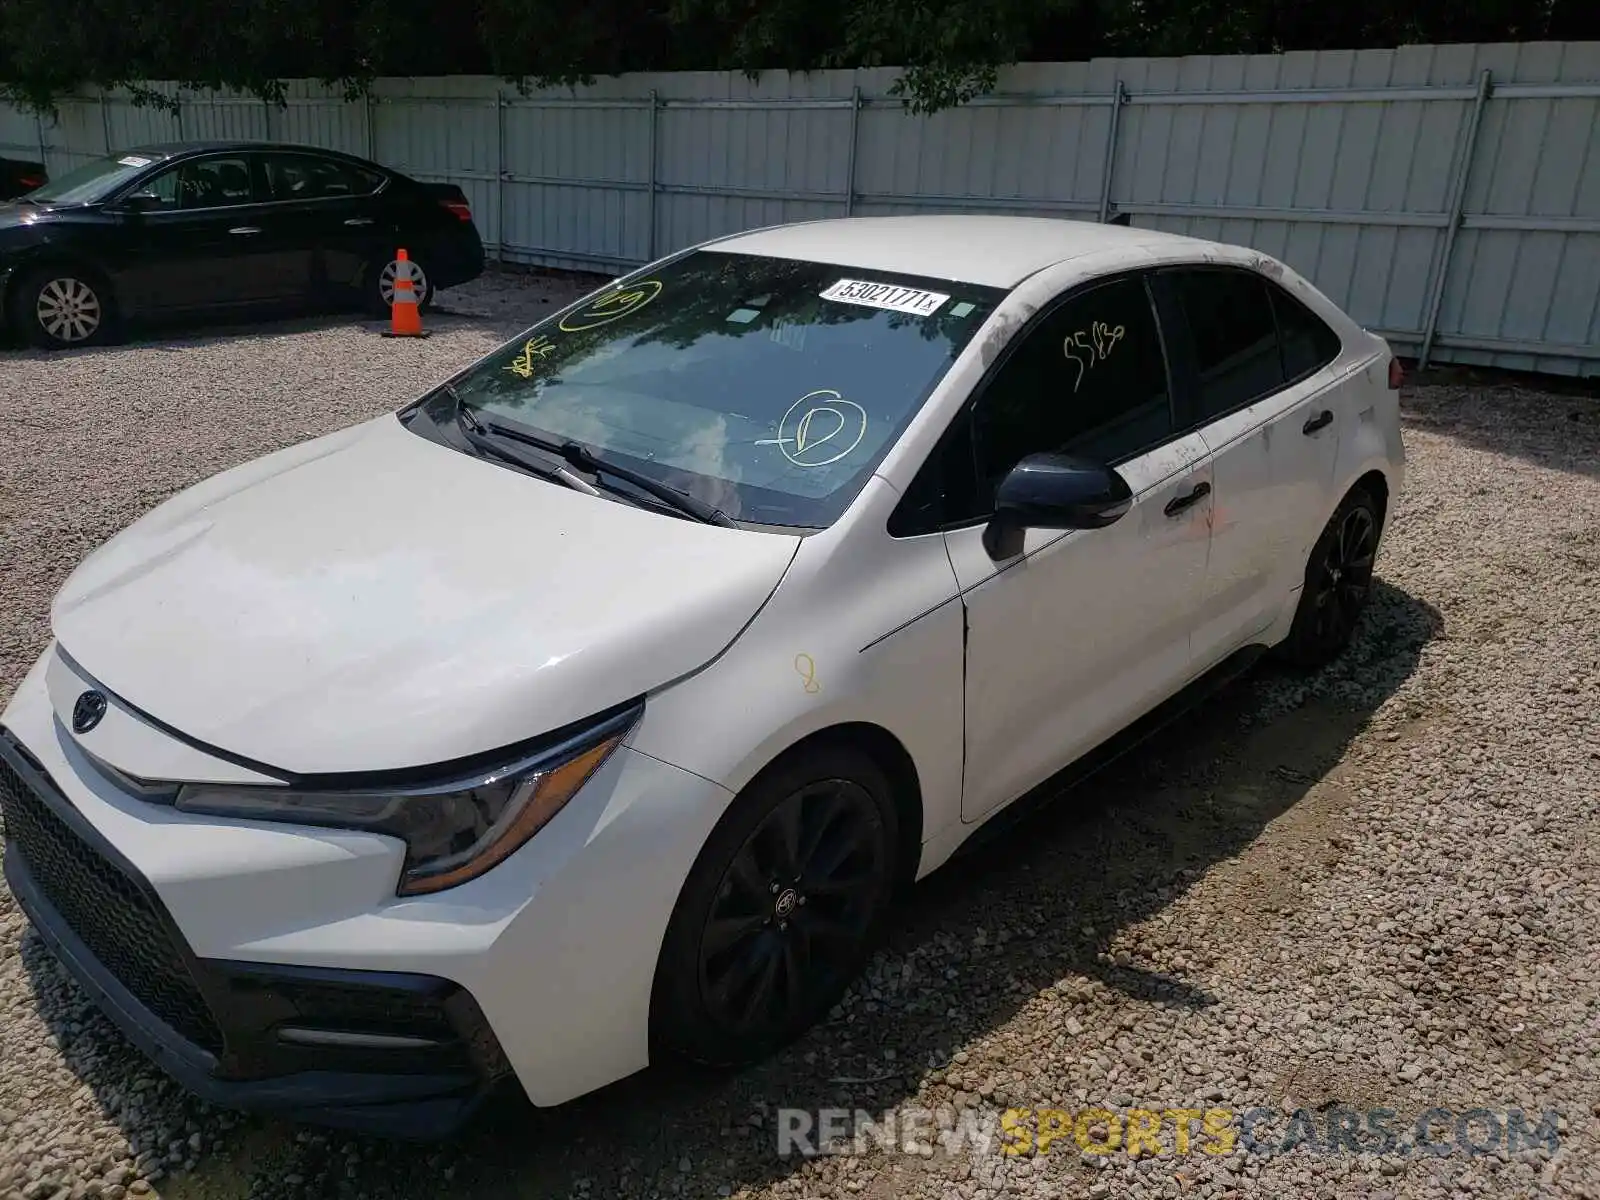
(1, 273, 1597, 1200)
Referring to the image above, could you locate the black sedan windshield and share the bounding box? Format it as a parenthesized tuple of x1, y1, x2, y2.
(24, 153, 161, 205)
(445, 251, 1003, 527)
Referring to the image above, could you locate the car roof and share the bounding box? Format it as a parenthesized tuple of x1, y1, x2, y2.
(709, 215, 1208, 288)
(120, 141, 380, 166)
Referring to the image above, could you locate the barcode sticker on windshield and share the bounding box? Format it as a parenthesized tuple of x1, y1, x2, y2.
(819, 279, 949, 317)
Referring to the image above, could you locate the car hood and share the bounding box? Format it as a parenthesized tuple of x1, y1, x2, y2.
(52, 415, 801, 775)
(0, 203, 45, 233)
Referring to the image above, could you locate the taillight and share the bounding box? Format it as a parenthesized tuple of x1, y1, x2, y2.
(441, 200, 472, 222)
(19, 175, 44, 190)
(1387, 357, 1405, 390)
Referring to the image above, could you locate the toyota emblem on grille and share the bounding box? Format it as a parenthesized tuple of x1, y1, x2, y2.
(72, 690, 108, 734)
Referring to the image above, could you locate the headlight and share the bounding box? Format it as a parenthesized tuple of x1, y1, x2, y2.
(175, 702, 641, 895)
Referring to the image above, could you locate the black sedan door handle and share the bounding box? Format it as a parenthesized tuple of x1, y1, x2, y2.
(1303, 409, 1334, 434)
(1163, 480, 1212, 517)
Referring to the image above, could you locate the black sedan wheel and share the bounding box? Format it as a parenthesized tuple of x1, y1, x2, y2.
(366, 255, 434, 316)
(15, 268, 111, 349)
(653, 744, 898, 1067)
(1279, 487, 1381, 668)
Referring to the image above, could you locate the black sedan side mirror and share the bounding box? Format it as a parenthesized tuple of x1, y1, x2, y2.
(116, 192, 164, 214)
(981, 453, 1134, 559)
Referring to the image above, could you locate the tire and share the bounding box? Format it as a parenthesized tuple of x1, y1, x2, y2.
(1277, 486, 1382, 669)
(10, 265, 115, 349)
(652, 742, 900, 1068)
(364, 254, 434, 317)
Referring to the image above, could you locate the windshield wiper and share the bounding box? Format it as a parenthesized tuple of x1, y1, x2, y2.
(452, 393, 736, 528)
(448, 388, 601, 497)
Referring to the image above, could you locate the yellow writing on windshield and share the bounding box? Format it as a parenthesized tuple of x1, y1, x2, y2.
(505, 335, 557, 379)
(559, 279, 664, 332)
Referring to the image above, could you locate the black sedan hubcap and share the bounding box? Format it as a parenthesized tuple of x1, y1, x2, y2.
(697, 779, 886, 1037)
(1312, 505, 1377, 648)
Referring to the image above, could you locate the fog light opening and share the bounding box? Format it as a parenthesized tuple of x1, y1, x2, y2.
(276, 1026, 446, 1050)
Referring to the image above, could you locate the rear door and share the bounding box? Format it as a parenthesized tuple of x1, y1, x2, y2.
(1153, 266, 1346, 670)
(259, 152, 391, 296)
(116, 153, 310, 312)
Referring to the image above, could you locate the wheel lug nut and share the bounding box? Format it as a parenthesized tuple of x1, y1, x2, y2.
(770, 881, 781, 894)
(778, 921, 788, 932)
(797, 895, 807, 906)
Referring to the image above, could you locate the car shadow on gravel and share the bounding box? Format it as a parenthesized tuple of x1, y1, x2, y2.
(19, 578, 1443, 1200)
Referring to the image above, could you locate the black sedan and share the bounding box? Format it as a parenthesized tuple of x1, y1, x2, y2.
(0, 156, 48, 201)
(0, 141, 485, 348)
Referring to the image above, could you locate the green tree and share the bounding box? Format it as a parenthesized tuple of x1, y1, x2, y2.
(2, 0, 1595, 116)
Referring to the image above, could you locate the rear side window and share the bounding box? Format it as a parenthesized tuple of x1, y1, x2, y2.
(1271, 285, 1342, 380)
(264, 154, 384, 201)
(1169, 269, 1282, 419)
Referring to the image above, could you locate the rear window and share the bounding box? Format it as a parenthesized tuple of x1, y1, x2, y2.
(1170, 269, 1283, 419)
(435, 251, 1004, 528)
(263, 154, 384, 200)
(1271, 285, 1343, 380)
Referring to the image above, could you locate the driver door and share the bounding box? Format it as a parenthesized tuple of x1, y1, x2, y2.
(115, 154, 303, 313)
(943, 273, 1215, 822)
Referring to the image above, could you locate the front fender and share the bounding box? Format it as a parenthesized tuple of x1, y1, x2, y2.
(628, 478, 967, 877)
(0, 241, 124, 319)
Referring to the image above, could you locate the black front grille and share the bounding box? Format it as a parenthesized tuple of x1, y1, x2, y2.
(0, 755, 226, 1056)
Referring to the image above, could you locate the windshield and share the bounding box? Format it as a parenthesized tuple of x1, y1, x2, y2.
(24, 152, 163, 205)
(443, 251, 1003, 528)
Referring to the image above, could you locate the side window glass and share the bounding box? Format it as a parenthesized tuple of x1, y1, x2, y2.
(1270, 284, 1343, 380)
(970, 276, 1172, 505)
(1171, 269, 1284, 418)
(888, 418, 979, 535)
(183, 157, 254, 209)
(265, 154, 382, 201)
(130, 167, 181, 211)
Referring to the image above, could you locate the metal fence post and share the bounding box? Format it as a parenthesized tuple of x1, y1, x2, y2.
(1098, 80, 1126, 223)
(496, 91, 507, 263)
(174, 91, 185, 141)
(844, 85, 862, 216)
(263, 98, 274, 141)
(35, 110, 48, 170)
(647, 89, 659, 261)
(365, 92, 376, 160)
(1419, 68, 1492, 369)
(100, 92, 113, 152)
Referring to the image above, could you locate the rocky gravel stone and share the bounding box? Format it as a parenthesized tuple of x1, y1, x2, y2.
(1, 280, 1597, 1199)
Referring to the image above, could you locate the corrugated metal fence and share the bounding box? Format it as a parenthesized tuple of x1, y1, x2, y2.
(3, 42, 1598, 374)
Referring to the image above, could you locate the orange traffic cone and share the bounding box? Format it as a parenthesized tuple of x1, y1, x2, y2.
(382, 249, 428, 338)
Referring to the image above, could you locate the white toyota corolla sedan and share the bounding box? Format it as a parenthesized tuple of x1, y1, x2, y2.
(1, 215, 1404, 1135)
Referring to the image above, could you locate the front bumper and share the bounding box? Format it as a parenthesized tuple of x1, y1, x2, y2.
(1, 644, 738, 1128)
(1, 731, 505, 1137)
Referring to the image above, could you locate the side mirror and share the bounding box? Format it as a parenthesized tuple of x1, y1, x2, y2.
(117, 192, 164, 214)
(981, 453, 1134, 559)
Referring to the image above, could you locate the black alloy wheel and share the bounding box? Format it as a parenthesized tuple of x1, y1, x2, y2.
(654, 745, 898, 1067)
(1280, 487, 1381, 668)
(698, 778, 886, 1036)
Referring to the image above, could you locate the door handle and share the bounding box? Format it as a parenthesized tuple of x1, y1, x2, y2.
(343, 217, 375, 227)
(1302, 409, 1334, 435)
(1163, 480, 1212, 517)
(228, 226, 262, 236)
